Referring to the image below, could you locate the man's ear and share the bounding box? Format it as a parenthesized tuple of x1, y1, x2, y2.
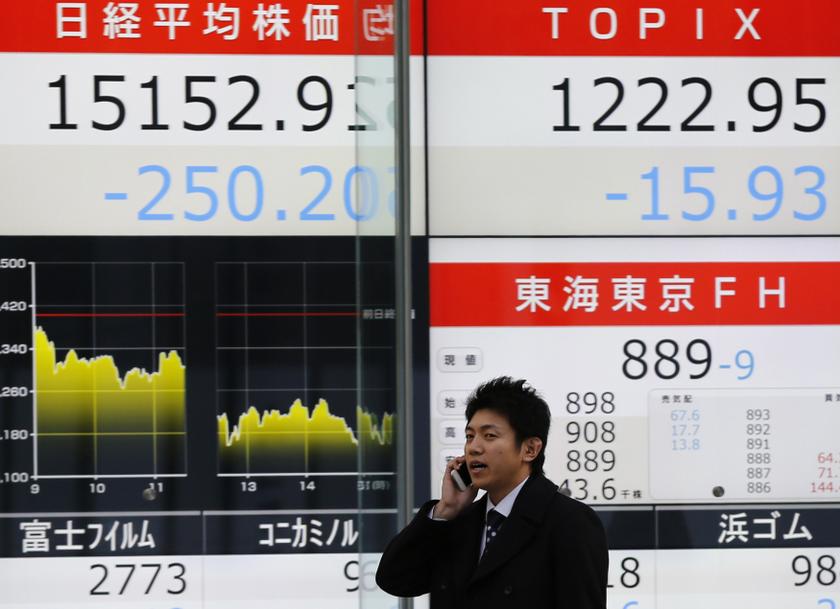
(521, 437, 543, 463)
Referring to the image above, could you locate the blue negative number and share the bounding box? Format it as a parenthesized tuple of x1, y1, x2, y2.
(137, 165, 174, 220)
(228, 165, 263, 221)
(817, 600, 836, 609)
(793, 165, 826, 221)
(734, 349, 755, 380)
(640, 166, 669, 221)
(344, 166, 378, 221)
(623, 602, 639, 609)
(299, 165, 335, 220)
(184, 166, 219, 221)
(749, 165, 783, 221)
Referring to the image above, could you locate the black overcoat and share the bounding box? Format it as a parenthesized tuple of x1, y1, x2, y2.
(376, 474, 608, 609)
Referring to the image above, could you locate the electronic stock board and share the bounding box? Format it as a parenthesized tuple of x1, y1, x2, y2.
(0, 2, 426, 608)
(426, 3, 840, 609)
(1, 2, 839, 609)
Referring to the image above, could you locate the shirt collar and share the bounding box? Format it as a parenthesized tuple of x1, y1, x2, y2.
(485, 475, 529, 519)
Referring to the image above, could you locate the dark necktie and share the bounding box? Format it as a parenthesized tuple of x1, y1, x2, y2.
(483, 509, 505, 555)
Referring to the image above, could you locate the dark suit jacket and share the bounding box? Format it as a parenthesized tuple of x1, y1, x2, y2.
(376, 474, 608, 609)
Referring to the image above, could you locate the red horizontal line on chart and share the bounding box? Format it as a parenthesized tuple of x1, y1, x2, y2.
(217, 312, 358, 318)
(36, 313, 184, 318)
(216, 304, 356, 307)
(37, 304, 184, 308)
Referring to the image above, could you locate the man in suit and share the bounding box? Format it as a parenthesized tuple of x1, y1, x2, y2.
(376, 377, 608, 608)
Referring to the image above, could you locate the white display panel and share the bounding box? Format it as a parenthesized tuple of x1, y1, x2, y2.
(0, 53, 426, 236)
(429, 236, 840, 606)
(426, 4, 840, 236)
(428, 58, 840, 147)
(654, 548, 840, 609)
(427, 145, 838, 235)
(0, 554, 373, 608)
(429, 237, 840, 505)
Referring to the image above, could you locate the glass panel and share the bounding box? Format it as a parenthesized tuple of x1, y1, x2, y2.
(354, 1, 400, 608)
(353, 3, 429, 609)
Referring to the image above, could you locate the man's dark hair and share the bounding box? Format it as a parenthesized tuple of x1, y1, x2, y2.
(464, 376, 551, 475)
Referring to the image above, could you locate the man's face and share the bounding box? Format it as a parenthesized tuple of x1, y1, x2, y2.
(464, 409, 532, 502)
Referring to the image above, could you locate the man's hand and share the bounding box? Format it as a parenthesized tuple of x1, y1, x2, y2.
(433, 456, 478, 520)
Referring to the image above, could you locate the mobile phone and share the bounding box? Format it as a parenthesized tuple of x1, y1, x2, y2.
(450, 461, 472, 491)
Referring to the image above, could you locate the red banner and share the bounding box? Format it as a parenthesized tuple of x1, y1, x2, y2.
(4, 2, 833, 56)
(0, 0, 423, 55)
(431, 262, 840, 327)
(427, 0, 840, 56)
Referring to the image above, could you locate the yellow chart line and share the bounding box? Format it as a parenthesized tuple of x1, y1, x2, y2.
(37, 389, 183, 393)
(218, 431, 371, 436)
(34, 327, 186, 476)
